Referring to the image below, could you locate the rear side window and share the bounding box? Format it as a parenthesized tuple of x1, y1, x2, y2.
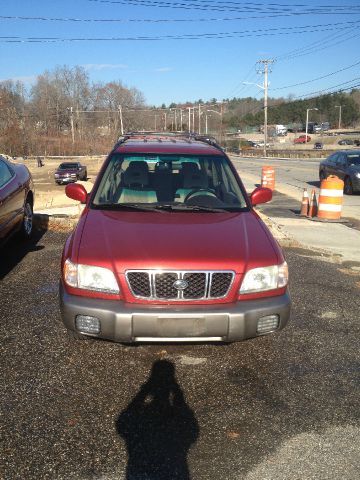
(0, 158, 14, 188)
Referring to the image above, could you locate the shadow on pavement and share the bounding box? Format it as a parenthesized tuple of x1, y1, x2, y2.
(116, 359, 199, 480)
(0, 218, 48, 280)
(307, 180, 320, 188)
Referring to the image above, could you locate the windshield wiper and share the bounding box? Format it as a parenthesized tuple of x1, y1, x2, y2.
(154, 204, 229, 213)
(95, 203, 166, 213)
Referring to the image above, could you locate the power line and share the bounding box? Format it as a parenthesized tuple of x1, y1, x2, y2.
(271, 59, 360, 91)
(2, 9, 360, 23)
(293, 77, 360, 99)
(87, 0, 360, 14)
(276, 28, 360, 62)
(1, 20, 359, 43)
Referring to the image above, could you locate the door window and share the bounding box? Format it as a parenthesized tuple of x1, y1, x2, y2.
(0, 158, 14, 188)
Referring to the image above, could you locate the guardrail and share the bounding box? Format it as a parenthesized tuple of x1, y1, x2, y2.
(238, 149, 334, 159)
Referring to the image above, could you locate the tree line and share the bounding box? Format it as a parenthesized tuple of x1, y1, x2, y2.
(1, 64, 359, 156)
(0, 65, 146, 156)
(222, 91, 360, 131)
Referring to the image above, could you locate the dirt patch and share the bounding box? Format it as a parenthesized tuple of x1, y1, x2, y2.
(14, 156, 104, 210)
(34, 214, 79, 232)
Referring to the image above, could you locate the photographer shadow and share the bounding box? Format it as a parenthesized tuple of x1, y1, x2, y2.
(116, 359, 199, 480)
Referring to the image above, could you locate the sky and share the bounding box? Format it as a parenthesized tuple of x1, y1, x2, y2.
(1, 0, 360, 106)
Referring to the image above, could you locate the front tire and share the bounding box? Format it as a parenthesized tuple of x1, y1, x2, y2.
(20, 199, 33, 239)
(344, 177, 353, 195)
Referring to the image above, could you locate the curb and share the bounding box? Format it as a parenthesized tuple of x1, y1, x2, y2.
(34, 213, 79, 232)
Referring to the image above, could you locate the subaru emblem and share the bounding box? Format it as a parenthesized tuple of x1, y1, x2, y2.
(173, 279, 189, 291)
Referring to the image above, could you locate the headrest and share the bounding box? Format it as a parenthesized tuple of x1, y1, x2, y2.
(182, 162, 208, 189)
(123, 161, 149, 186)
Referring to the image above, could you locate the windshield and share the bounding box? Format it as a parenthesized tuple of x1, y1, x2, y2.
(92, 154, 247, 211)
(347, 154, 360, 166)
(59, 163, 78, 169)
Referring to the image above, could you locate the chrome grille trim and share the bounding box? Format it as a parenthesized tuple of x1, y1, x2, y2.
(125, 270, 235, 301)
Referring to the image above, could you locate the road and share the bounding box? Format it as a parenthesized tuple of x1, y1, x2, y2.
(1, 229, 360, 479)
(230, 156, 360, 222)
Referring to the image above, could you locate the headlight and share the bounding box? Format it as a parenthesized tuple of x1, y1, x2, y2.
(64, 259, 119, 294)
(240, 262, 288, 294)
(355, 172, 360, 179)
(54, 173, 59, 177)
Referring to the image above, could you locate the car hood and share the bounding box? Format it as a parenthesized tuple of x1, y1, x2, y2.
(76, 209, 280, 274)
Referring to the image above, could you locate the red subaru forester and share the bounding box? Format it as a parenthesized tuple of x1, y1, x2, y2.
(60, 133, 290, 343)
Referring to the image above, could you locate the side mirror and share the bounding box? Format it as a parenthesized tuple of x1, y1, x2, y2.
(65, 183, 88, 204)
(250, 186, 272, 206)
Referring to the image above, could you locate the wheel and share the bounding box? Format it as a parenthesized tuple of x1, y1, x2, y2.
(82, 170, 87, 181)
(344, 177, 353, 195)
(319, 171, 326, 182)
(19, 199, 33, 239)
(184, 189, 218, 202)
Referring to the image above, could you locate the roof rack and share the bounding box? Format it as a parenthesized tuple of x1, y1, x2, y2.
(112, 131, 223, 152)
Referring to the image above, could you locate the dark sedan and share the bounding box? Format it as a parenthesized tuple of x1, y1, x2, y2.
(54, 162, 87, 185)
(338, 139, 354, 146)
(0, 155, 34, 245)
(319, 150, 360, 194)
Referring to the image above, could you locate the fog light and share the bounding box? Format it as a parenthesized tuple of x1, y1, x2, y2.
(257, 315, 279, 334)
(75, 315, 101, 334)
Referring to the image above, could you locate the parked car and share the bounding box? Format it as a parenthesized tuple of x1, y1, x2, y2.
(354, 139, 360, 147)
(294, 135, 311, 144)
(59, 133, 290, 343)
(0, 155, 34, 246)
(54, 162, 87, 185)
(314, 142, 323, 150)
(338, 139, 354, 146)
(319, 150, 360, 194)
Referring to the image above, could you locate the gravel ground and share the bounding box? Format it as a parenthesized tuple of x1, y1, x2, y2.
(1, 230, 360, 480)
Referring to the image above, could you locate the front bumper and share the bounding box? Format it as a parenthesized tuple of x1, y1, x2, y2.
(55, 176, 77, 183)
(59, 282, 291, 343)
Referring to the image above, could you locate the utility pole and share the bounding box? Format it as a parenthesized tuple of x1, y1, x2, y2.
(188, 107, 191, 131)
(180, 109, 183, 131)
(220, 102, 223, 144)
(192, 108, 195, 132)
(118, 105, 124, 135)
(69, 106, 75, 144)
(164, 112, 167, 131)
(198, 103, 201, 134)
(256, 59, 274, 157)
(335, 105, 342, 129)
(306, 108, 318, 142)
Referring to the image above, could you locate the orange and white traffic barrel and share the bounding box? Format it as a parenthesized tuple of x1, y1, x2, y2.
(317, 175, 344, 220)
(261, 166, 275, 191)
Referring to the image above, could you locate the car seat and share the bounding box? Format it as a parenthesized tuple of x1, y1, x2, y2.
(175, 162, 209, 203)
(117, 161, 157, 203)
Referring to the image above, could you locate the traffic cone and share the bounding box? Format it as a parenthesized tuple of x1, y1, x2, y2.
(300, 188, 309, 217)
(308, 189, 318, 218)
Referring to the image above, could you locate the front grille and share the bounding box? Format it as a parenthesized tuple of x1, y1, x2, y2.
(155, 273, 178, 299)
(126, 270, 234, 300)
(210, 273, 234, 297)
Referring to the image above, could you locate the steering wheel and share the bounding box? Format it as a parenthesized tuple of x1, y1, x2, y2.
(184, 188, 218, 202)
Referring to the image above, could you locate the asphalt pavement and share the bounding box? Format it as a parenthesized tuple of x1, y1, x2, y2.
(1, 228, 360, 479)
